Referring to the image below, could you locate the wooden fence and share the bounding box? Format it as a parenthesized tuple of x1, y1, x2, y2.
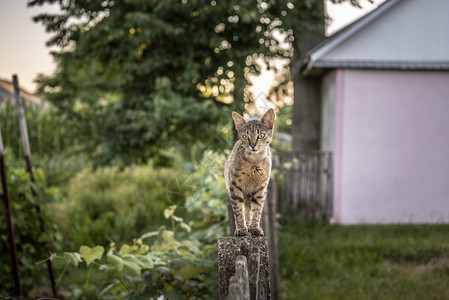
(276, 151, 333, 222)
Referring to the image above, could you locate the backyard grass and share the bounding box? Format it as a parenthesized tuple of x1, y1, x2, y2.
(279, 221, 449, 300)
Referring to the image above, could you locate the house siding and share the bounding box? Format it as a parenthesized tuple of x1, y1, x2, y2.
(336, 69, 449, 224)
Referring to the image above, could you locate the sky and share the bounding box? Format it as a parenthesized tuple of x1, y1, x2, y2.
(0, 0, 384, 93)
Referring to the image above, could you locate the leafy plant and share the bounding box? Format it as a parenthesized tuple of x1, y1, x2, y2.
(0, 149, 62, 296)
(46, 151, 229, 299)
(49, 205, 217, 299)
(51, 163, 190, 248)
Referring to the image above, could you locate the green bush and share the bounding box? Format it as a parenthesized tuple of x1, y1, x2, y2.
(49, 151, 229, 299)
(51, 163, 190, 248)
(0, 149, 62, 296)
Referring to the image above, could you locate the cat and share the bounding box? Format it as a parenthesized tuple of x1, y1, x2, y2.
(224, 109, 275, 236)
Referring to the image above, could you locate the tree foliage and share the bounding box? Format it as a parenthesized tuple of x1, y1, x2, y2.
(29, 0, 324, 165)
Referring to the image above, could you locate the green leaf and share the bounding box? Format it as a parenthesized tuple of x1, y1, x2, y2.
(122, 254, 142, 275)
(178, 265, 210, 281)
(99, 283, 116, 297)
(137, 253, 154, 269)
(79, 245, 104, 266)
(107, 253, 124, 272)
(140, 231, 159, 240)
(162, 290, 184, 300)
(181, 240, 201, 255)
(119, 244, 139, 255)
(180, 222, 192, 232)
(148, 252, 166, 266)
(99, 264, 115, 272)
(160, 230, 175, 242)
(164, 205, 176, 219)
(99, 282, 124, 296)
(172, 215, 183, 222)
(64, 252, 82, 267)
(155, 266, 171, 275)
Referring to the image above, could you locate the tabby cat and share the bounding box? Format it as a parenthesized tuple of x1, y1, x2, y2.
(224, 109, 275, 236)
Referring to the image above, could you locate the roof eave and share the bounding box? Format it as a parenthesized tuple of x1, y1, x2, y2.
(301, 0, 402, 76)
(302, 61, 449, 77)
(314, 60, 449, 70)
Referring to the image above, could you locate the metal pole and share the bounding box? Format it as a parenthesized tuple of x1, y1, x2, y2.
(12, 74, 57, 298)
(0, 128, 22, 297)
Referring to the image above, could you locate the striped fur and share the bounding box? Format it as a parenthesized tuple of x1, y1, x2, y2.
(224, 109, 275, 236)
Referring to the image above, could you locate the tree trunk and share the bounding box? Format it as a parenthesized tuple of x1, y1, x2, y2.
(292, 70, 322, 152)
(291, 3, 325, 153)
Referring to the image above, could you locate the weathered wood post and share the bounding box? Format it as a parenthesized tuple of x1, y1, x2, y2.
(261, 176, 281, 300)
(227, 255, 250, 299)
(221, 175, 280, 299)
(13, 74, 57, 298)
(218, 236, 271, 299)
(0, 128, 22, 297)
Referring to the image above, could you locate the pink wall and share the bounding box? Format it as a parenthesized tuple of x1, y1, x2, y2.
(334, 69, 449, 224)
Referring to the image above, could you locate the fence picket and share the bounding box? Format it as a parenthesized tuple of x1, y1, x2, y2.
(276, 152, 333, 222)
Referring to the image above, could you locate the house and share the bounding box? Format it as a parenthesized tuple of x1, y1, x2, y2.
(0, 78, 43, 108)
(298, 0, 449, 224)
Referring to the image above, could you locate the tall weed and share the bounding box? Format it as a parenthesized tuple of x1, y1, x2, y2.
(53, 164, 190, 248)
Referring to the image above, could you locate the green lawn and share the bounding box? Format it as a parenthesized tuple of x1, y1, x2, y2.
(279, 221, 449, 300)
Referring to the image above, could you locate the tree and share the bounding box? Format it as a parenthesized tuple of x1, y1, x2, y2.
(29, 0, 324, 165)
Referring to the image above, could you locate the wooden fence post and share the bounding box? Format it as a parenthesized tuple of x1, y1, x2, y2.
(0, 128, 22, 297)
(13, 74, 57, 298)
(261, 176, 281, 300)
(227, 255, 250, 300)
(218, 236, 271, 299)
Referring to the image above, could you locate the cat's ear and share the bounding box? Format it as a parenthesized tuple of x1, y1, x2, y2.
(261, 108, 275, 129)
(232, 112, 246, 131)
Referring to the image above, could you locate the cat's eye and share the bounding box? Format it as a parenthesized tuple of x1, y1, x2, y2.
(242, 135, 249, 140)
(258, 133, 265, 139)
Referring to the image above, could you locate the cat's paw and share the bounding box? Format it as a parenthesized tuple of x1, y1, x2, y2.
(234, 227, 249, 236)
(249, 226, 264, 236)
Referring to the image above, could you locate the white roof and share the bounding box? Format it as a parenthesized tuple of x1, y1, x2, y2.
(0, 78, 43, 106)
(303, 0, 449, 75)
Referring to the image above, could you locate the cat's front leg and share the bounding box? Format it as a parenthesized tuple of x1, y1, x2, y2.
(244, 197, 252, 228)
(248, 186, 267, 236)
(229, 181, 248, 236)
